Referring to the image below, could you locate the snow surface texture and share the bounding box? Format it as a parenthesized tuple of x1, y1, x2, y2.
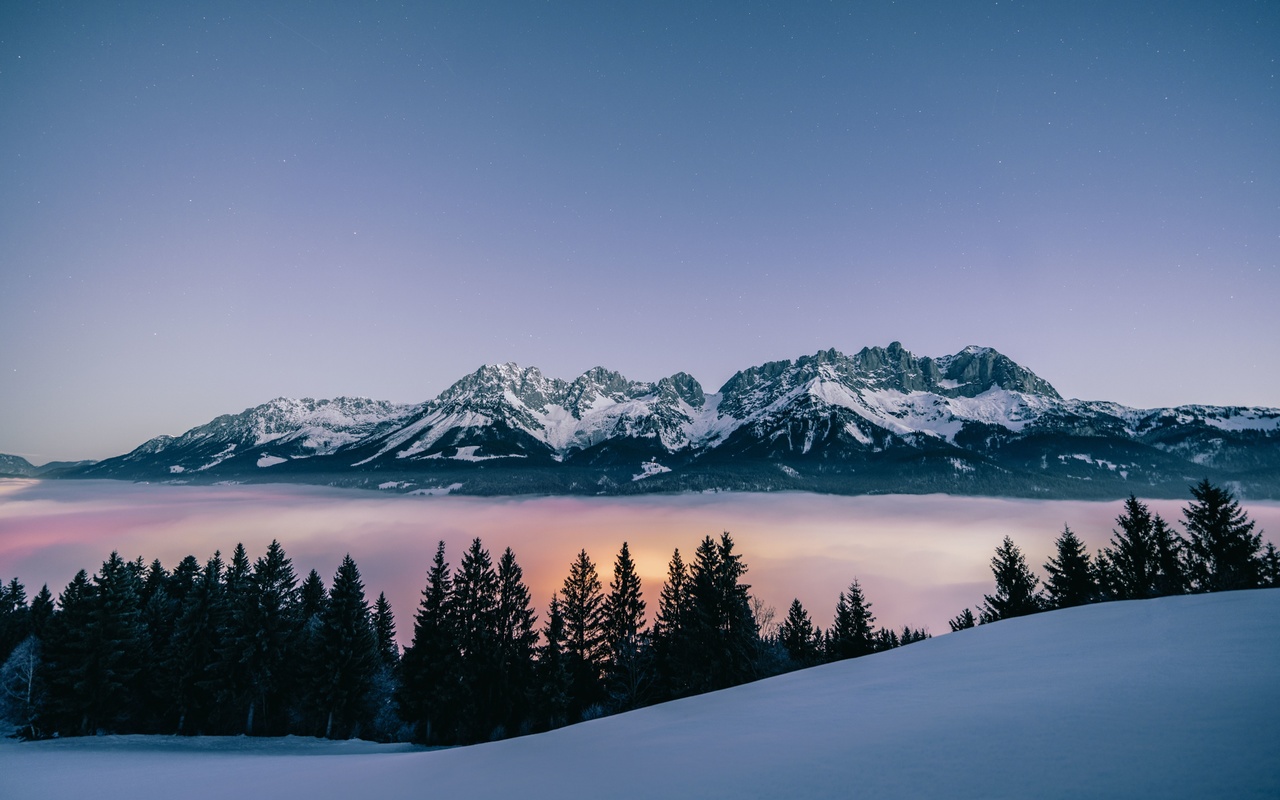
(5, 590, 1278, 799)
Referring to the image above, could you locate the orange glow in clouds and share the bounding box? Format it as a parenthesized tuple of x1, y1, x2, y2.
(2, 479, 1276, 645)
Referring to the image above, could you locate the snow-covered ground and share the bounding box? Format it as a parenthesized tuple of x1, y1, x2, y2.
(5, 590, 1278, 799)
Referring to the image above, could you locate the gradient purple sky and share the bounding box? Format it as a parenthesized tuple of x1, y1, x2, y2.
(2, 2, 1278, 462)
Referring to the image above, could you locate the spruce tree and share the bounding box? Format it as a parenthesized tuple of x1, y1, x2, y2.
(212, 543, 255, 733)
(1102, 496, 1159, 599)
(979, 537, 1042, 623)
(1042, 526, 1098, 608)
(243, 540, 300, 735)
(37, 570, 95, 735)
(652, 548, 695, 700)
(1149, 514, 1189, 597)
(28, 585, 54, 639)
(688, 533, 758, 691)
(166, 551, 225, 734)
(559, 549, 607, 718)
(536, 594, 572, 730)
(1182, 479, 1264, 592)
(948, 608, 976, 631)
(827, 580, 876, 660)
(369, 592, 400, 742)
(779, 599, 822, 667)
(1261, 542, 1280, 588)
(318, 555, 378, 739)
(372, 592, 398, 667)
(451, 538, 501, 741)
(494, 548, 537, 736)
(85, 552, 145, 732)
(0, 577, 29, 664)
(602, 542, 648, 710)
(398, 541, 458, 744)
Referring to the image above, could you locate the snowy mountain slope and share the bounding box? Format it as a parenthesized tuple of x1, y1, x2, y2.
(61, 344, 1280, 498)
(7, 589, 1279, 799)
(76, 397, 418, 478)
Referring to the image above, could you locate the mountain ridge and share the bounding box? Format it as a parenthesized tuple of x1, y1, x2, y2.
(32, 343, 1280, 499)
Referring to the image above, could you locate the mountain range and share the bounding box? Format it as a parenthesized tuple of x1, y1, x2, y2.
(12, 343, 1280, 499)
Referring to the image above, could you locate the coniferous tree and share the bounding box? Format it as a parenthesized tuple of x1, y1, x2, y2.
(167, 551, 225, 734)
(827, 580, 876, 660)
(0, 577, 29, 664)
(451, 538, 501, 741)
(243, 540, 300, 735)
(293, 568, 329, 737)
(652, 548, 695, 700)
(368, 591, 401, 741)
(300, 570, 328, 619)
(39, 570, 95, 735)
(494, 548, 538, 736)
(1261, 542, 1280, 588)
(212, 543, 255, 733)
(979, 537, 1042, 623)
(536, 594, 572, 730)
(1149, 514, 1189, 597)
(1043, 526, 1098, 608)
(779, 599, 822, 667)
(372, 592, 398, 668)
(602, 542, 648, 710)
(84, 552, 145, 732)
(1182, 480, 1263, 592)
(318, 554, 378, 739)
(138, 562, 178, 733)
(28, 585, 54, 639)
(398, 541, 458, 744)
(559, 549, 607, 719)
(1101, 496, 1158, 599)
(688, 533, 758, 692)
(948, 608, 976, 632)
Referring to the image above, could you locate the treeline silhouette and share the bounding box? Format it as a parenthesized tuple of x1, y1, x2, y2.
(949, 479, 1280, 630)
(1, 479, 1274, 743)
(0, 530, 925, 743)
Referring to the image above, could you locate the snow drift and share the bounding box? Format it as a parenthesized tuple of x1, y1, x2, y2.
(5, 589, 1278, 799)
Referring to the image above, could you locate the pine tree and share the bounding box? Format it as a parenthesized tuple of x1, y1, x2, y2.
(559, 549, 607, 719)
(293, 568, 329, 737)
(28, 585, 54, 639)
(979, 537, 1042, 623)
(165, 552, 225, 734)
(536, 594, 572, 730)
(948, 608, 976, 631)
(212, 543, 255, 733)
(1261, 542, 1280, 588)
(688, 533, 758, 691)
(0, 577, 29, 664)
(1182, 479, 1264, 592)
(827, 580, 876, 660)
(1101, 496, 1158, 599)
(494, 548, 538, 736)
(372, 592, 398, 668)
(318, 555, 378, 739)
(450, 538, 501, 741)
(1149, 514, 1189, 597)
(84, 552, 145, 732)
(36, 570, 94, 735)
(602, 542, 648, 710)
(398, 541, 458, 744)
(243, 540, 300, 735)
(779, 599, 822, 667)
(652, 548, 695, 700)
(1042, 526, 1098, 608)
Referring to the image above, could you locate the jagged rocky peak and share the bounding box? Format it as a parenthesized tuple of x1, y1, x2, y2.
(657, 372, 705, 408)
(563, 367, 643, 411)
(438, 363, 562, 409)
(937, 346, 1061, 399)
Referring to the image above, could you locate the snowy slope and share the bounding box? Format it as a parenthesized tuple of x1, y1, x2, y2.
(6, 590, 1278, 799)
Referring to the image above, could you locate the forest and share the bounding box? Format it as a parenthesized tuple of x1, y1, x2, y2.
(1, 479, 1276, 744)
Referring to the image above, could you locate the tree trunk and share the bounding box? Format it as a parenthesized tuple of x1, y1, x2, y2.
(325, 709, 334, 739)
(246, 700, 255, 736)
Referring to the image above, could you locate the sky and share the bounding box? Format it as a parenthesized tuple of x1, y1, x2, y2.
(3, 479, 1278, 646)
(1, 1, 1278, 463)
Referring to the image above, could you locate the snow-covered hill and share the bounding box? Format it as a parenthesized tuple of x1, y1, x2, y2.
(7, 589, 1278, 799)
(65, 343, 1280, 498)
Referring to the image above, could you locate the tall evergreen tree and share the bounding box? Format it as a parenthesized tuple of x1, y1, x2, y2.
(494, 548, 538, 736)
(979, 537, 1042, 623)
(372, 592, 398, 668)
(536, 594, 572, 730)
(688, 533, 758, 691)
(559, 549, 607, 718)
(1149, 514, 1189, 597)
(398, 541, 457, 744)
(368, 591, 401, 742)
(651, 548, 695, 700)
(37, 570, 95, 735)
(827, 580, 876, 660)
(1261, 542, 1280, 588)
(28, 585, 54, 639)
(212, 543, 255, 733)
(85, 552, 145, 732)
(602, 542, 648, 710)
(318, 555, 378, 739)
(1182, 479, 1264, 592)
(166, 551, 225, 734)
(450, 538, 501, 741)
(242, 540, 300, 735)
(1101, 496, 1159, 599)
(779, 599, 822, 667)
(0, 577, 29, 664)
(1042, 526, 1098, 608)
